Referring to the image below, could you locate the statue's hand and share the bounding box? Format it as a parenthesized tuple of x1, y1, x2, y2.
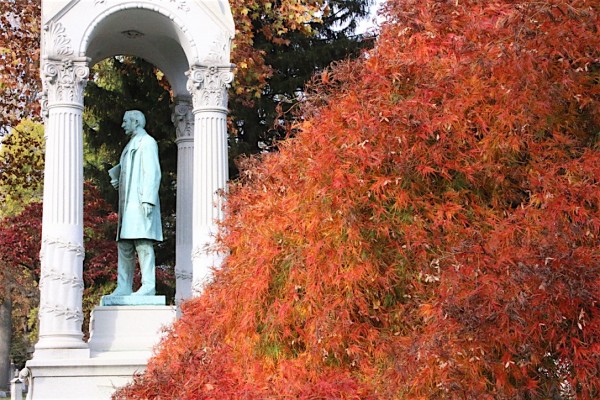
(111, 179, 119, 189)
(142, 203, 154, 217)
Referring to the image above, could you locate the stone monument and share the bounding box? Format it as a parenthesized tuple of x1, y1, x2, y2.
(24, 1, 235, 398)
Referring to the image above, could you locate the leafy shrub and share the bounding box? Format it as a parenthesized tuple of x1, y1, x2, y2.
(116, 1, 599, 398)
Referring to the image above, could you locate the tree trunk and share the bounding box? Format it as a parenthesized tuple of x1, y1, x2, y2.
(0, 294, 12, 392)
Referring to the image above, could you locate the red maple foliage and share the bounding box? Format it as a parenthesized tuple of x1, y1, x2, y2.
(0, 182, 118, 288)
(116, 0, 599, 398)
(0, 182, 174, 291)
(0, 183, 175, 337)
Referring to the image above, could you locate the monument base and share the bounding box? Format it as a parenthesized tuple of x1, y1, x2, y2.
(24, 356, 149, 400)
(100, 295, 166, 306)
(88, 305, 173, 354)
(24, 305, 176, 399)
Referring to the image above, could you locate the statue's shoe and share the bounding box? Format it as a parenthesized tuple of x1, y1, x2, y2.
(132, 286, 156, 296)
(110, 287, 133, 296)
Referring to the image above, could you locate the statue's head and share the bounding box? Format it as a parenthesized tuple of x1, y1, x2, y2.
(124, 110, 146, 129)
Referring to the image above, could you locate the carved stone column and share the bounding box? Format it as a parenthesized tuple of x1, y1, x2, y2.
(35, 57, 89, 357)
(186, 64, 233, 293)
(171, 97, 194, 304)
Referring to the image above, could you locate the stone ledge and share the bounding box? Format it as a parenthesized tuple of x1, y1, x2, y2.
(24, 359, 147, 400)
(100, 295, 165, 306)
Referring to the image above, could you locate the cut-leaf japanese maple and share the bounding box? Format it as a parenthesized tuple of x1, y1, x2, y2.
(116, 0, 599, 398)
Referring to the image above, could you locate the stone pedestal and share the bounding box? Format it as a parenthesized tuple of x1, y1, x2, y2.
(88, 306, 175, 355)
(24, 306, 176, 399)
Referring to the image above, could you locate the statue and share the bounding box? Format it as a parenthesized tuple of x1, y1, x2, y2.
(108, 110, 163, 296)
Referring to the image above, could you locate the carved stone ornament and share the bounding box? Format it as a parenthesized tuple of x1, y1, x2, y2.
(186, 65, 234, 110)
(18, 367, 31, 389)
(40, 92, 49, 122)
(174, 269, 193, 281)
(43, 22, 74, 58)
(95, 0, 189, 10)
(39, 269, 84, 290)
(40, 304, 84, 324)
(42, 58, 90, 106)
(192, 280, 204, 294)
(204, 34, 230, 64)
(171, 100, 194, 140)
(170, 0, 190, 12)
(40, 237, 85, 259)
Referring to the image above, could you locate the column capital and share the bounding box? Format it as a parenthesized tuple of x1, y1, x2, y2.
(186, 64, 234, 112)
(41, 57, 90, 117)
(171, 97, 194, 143)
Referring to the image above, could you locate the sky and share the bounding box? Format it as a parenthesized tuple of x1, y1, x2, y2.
(356, 0, 386, 35)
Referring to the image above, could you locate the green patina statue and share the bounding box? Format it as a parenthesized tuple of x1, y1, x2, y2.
(108, 110, 163, 297)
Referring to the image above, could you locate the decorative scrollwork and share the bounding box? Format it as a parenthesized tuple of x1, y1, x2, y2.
(18, 367, 31, 389)
(191, 246, 206, 262)
(175, 269, 193, 281)
(42, 58, 89, 106)
(39, 269, 84, 290)
(171, 99, 194, 141)
(192, 280, 205, 295)
(40, 90, 49, 122)
(43, 22, 74, 58)
(170, 0, 190, 12)
(204, 34, 230, 64)
(186, 65, 234, 110)
(40, 304, 84, 324)
(41, 237, 85, 258)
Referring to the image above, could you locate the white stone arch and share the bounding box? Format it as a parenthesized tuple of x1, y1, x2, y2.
(80, 4, 196, 96)
(42, 0, 234, 95)
(79, 2, 200, 60)
(25, 1, 235, 397)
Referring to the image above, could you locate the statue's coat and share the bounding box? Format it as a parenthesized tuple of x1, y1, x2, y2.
(115, 130, 163, 241)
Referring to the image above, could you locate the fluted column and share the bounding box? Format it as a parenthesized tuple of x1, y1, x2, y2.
(172, 97, 194, 304)
(186, 64, 234, 294)
(35, 57, 89, 357)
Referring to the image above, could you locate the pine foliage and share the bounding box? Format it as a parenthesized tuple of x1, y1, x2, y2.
(117, 1, 599, 398)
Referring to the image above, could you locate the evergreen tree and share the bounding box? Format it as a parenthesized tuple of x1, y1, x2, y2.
(230, 0, 374, 165)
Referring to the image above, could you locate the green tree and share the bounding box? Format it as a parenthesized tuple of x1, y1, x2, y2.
(0, 120, 44, 388)
(230, 0, 374, 161)
(0, 120, 45, 218)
